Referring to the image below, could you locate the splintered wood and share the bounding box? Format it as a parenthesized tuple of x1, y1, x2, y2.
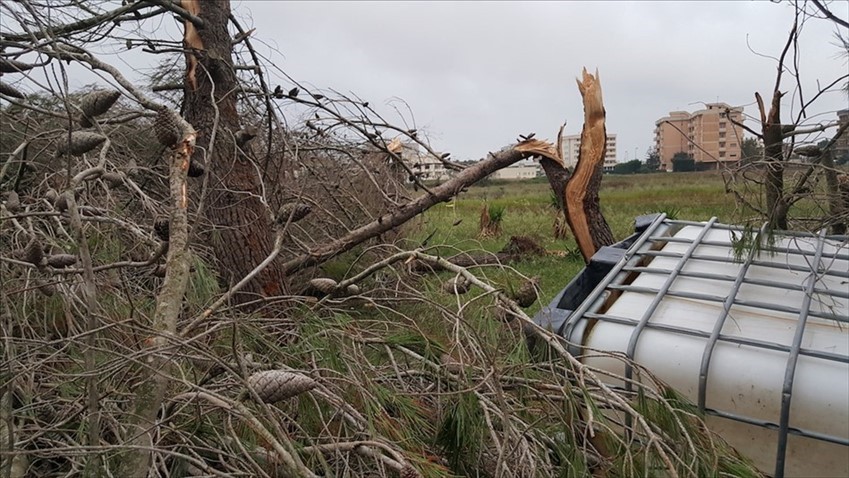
(183, 0, 203, 91)
(565, 68, 614, 262)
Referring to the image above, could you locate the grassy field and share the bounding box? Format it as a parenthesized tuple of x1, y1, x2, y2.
(402, 170, 736, 312)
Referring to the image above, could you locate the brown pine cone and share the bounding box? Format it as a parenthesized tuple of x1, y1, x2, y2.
(47, 254, 77, 268)
(153, 217, 170, 241)
(247, 370, 317, 403)
(23, 239, 44, 267)
(79, 89, 121, 127)
(154, 108, 190, 147)
(399, 463, 422, 478)
(275, 202, 311, 225)
(56, 131, 107, 156)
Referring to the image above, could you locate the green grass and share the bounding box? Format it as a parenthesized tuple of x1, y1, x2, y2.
(403, 171, 735, 309)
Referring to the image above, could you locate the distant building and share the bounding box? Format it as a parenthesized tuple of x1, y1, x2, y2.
(411, 153, 453, 181)
(654, 103, 745, 171)
(397, 140, 453, 181)
(560, 133, 617, 170)
(490, 162, 541, 180)
(837, 109, 849, 160)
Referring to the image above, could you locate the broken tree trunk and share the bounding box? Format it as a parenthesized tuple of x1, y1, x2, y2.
(120, 120, 197, 477)
(757, 90, 790, 231)
(515, 69, 615, 263)
(564, 68, 614, 261)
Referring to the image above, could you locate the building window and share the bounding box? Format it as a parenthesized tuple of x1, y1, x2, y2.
(719, 152, 726, 158)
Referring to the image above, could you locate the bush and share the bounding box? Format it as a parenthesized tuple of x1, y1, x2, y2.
(613, 159, 643, 174)
(672, 153, 696, 172)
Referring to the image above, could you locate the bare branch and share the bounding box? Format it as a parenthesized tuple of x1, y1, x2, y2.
(812, 0, 849, 29)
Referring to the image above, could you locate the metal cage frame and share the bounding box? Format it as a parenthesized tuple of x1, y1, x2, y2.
(535, 214, 849, 478)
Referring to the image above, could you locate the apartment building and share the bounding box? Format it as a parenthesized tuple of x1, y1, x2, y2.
(837, 109, 849, 161)
(490, 162, 541, 180)
(411, 152, 453, 181)
(560, 133, 618, 170)
(654, 103, 745, 171)
(395, 140, 453, 181)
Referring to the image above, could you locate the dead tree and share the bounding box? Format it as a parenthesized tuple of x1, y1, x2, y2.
(726, 5, 849, 234)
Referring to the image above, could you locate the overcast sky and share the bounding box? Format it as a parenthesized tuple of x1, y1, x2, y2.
(237, 1, 849, 162)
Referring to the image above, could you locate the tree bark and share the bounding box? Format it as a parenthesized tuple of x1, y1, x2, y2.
(565, 69, 614, 262)
(181, 0, 285, 302)
(758, 91, 789, 230)
(120, 126, 196, 477)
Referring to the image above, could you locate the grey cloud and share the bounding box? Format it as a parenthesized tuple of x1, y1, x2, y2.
(239, 1, 846, 161)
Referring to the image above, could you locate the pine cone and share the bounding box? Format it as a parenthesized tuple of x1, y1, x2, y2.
(53, 192, 71, 212)
(44, 189, 59, 204)
(154, 108, 190, 147)
(56, 131, 107, 156)
(0, 80, 26, 99)
(275, 202, 311, 225)
(344, 284, 360, 296)
(23, 239, 44, 267)
(187, 158, 205, 177)
(79, 89, 121, 127)
(5, 191, 21, 213)
(47, 254, 77, 268)
(35, 280, 57, 297)
(101, 171, 124, 188)
(247, 370, 317, 403)
(442, 275, 471, 295)
(399, 463, 422, 478)
(153, 217, 170, 241)
(307, 277, 337, 295)
(511, 276, 540, 308)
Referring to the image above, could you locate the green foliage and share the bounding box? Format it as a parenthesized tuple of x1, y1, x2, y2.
(644, 148, 662, 171)
(729, 224, 778, 262)
(487, 203, 506, 224)
(657, 206, 681, 220)
(741, 137, 764, 164)
(436, 392, 485, 472)
(672, 152, 696, 172)
(612, 159, 643, 174)
(186, 256, 219, 308)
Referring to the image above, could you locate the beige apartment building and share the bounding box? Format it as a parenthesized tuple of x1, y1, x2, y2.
(837, 109, 849, 160)
(395, 139, 453, 181)
(490, 163, 541, 180)
(654, 103, 745, 171)
(560, 133, 617, 170)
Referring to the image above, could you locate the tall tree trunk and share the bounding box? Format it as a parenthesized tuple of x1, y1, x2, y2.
(182, 0, 285, 302)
